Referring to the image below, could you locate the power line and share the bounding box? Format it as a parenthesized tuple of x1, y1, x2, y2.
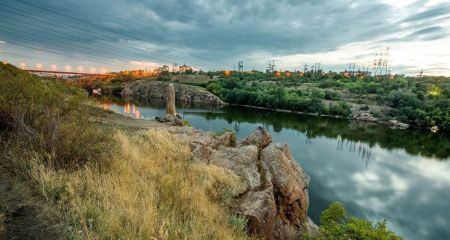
(12, 0, 234, 69)
(0, 4, 220, 70)
(0, 26, 129, 69)
(0, 14, 216, 71)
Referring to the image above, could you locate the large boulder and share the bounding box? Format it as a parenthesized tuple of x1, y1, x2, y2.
(242, 126, 272, 149)
(177, 126, 315, 239)
(260, 143, 310, 239)
(237, 187, 277, 238)
(210, 145, 261, 190)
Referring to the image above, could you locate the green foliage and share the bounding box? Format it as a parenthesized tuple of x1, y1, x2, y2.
(319, 202, 401, 240)
(0, 63, 115, 171)
(228, 215, 248, 233)
(201, 71, 450, 132)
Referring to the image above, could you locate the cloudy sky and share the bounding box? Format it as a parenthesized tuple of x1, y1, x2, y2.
(0, 0, 449, 75)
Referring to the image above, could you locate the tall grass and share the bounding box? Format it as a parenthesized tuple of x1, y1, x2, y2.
(0, 63, 113, 170)
(36, 130, 249, 239)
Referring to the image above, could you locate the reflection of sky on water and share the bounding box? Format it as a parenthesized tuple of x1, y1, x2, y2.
(103, 101, 450, 240)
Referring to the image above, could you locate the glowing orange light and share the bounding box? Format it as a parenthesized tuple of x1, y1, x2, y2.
(78, 66, 84, 72)
(20, 62, 26, 69)
(36, 63, 43, 70)
(51, 64, 57, 71)
(90, 67, 96, 73)
(64, 65, 72, 71)
(124, 103, 131, 114)
(223, 70, 231, 77)
(274, 71, 281, 77)
(102, 103, 111, 110)
(284, 71, 291, 77)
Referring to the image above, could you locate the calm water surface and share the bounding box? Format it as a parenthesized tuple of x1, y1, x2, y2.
(100, 98, 450, 240)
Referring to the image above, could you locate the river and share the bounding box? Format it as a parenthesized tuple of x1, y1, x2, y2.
(99, 98, 450, 240)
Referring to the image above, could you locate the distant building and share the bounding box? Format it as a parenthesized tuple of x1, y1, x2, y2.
(158, 65, 170, 73)
(179, 64, 192, 73)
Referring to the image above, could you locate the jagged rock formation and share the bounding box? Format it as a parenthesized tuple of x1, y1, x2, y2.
(167, 126, 318, 239)
(121, 80, 226, 107)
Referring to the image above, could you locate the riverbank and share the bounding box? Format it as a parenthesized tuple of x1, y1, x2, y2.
(230, 103, 413, 129)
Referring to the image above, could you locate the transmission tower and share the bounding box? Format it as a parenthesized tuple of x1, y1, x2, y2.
(266, 60, 275, 73)
(382, 47, 390, 77)
(238, 60, 244, 73)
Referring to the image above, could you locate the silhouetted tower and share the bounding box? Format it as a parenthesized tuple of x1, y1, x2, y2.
(238, 60, 244, 73)
(266, 60, 275, 73)
(372, 53, 378, 76)
(382, 47, 390, 77)
(418, 69, 424, 78)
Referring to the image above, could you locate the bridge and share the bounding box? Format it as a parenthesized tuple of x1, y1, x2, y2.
(25, 69, 114, 77)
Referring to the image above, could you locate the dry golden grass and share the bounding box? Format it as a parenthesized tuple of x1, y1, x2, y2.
(35, 129, 250, 240)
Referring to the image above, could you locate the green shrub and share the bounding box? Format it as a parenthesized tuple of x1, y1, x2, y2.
(319, 202, 401, 240)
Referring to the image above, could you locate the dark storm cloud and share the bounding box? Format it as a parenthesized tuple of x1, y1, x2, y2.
(0, 0, 449, 72)
(401, 3, 450, 23)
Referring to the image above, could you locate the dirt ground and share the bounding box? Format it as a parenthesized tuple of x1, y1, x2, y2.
(0, 166, 65, 240)
(88, 106, 167, 130)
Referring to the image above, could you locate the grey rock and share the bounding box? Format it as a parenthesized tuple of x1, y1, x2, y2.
(242, 126, 272, 149)
(122, 80, 226, 107)
(210, 145, 261, 190)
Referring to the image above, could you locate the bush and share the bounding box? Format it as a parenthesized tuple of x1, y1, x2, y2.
(0, 63, 114, 170)
(319, 202, 401, 240)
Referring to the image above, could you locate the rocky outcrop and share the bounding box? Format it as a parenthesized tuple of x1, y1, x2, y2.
(242, 126, 272, 149)
(389, 119, 409, 129)
(168, 126, 315, 239)
(121, 80, 225, 107)
(352, 111, 377, 122)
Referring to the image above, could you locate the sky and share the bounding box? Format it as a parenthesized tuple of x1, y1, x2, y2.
(0, 0, 449, 75)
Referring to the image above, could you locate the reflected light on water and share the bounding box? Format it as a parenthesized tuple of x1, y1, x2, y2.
(99, 100, 143, 119)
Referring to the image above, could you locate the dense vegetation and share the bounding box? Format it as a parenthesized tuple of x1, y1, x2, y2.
(201, 71, 450, 133)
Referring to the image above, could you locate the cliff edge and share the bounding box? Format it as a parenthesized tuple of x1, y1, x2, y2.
(167, 126, 319, 239)
(121, 80, 226, 107)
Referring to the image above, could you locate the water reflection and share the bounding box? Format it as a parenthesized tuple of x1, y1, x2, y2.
(99, 98, 143, 119)
(337, 138, 373, 167)
(98, 99, 450, 240)
(185, 107, 450, 160)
